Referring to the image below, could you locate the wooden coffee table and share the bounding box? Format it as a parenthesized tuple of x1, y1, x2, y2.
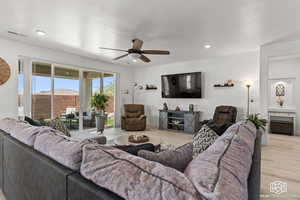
(113, 134, 162, 150)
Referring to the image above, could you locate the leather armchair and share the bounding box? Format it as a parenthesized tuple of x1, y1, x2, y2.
(121, 104, 146, 131)
(199, 105, 237, 135)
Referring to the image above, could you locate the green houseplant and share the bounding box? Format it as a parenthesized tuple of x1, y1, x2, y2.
(247, 113, 267, 131)
(91, 92, 109, 133)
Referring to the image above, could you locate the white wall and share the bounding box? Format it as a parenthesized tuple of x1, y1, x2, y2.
(0, 37, 134, 126)
(133, 51, 260, 127)
(261, 41, 300, 135)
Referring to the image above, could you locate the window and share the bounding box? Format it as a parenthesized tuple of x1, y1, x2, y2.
(32, 62, 52, 120)
(18, 59, 116, 131)
(18, 60, 24, 118)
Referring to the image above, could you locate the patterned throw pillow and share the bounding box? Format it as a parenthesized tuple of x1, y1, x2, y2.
(45, 118, 70, 137)
(193, 124, 218, 158)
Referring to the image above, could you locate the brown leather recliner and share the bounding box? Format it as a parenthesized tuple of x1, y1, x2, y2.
(199, 105, 237, 135)
(213, 105, 237, 124)
(121, 104, 146, 131)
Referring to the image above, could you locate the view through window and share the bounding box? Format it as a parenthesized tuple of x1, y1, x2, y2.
(25, 61, 115, 131)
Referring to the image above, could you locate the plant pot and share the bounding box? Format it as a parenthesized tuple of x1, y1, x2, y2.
(95, 114, 106, 133)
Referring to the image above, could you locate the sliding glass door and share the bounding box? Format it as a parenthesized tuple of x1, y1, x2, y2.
(54, 66, 80, 130)
(103, 73, 115, 128)
(31, 62, 52, 121)
(82, 70, 102, 129)
(19, 59, 116, 131)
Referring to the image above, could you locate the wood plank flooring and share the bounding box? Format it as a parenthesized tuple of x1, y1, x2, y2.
(261, 134, 300, 199)
(1, 129, 300, 200)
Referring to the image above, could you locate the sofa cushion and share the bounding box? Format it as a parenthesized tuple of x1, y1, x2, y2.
(138, 143, 192, 172)
(34, 129, 94, 170)
(0, 117, 28, 134)
(0, 117, 49, 146)
(193, 125, 219, 158)
(125, 118, 143, 125)
(80, 144, 200, 200)
(11, 123, 52, 146)
(185, 121, 257, 200)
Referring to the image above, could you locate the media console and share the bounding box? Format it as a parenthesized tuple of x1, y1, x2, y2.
(159, 110, 200, 133)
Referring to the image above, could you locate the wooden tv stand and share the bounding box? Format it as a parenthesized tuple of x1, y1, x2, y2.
(159, 110, 200, 133)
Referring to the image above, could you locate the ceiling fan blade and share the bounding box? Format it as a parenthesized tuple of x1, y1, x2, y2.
(132, 39, 144, 50)
(139, 55, 151, 63)
(99, 47, 128, 52)
(113, 54, 129, 60)
(141, 50, 170, 55)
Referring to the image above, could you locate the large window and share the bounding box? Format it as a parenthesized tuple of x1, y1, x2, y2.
(19, 59, 116, 131)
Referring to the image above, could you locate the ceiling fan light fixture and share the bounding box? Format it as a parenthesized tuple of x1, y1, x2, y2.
(129, 53, 141, 58)
(36, 30, 46, 36)
(204, 44, 211, 49)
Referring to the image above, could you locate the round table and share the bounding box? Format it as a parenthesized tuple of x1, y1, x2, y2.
(113, 134, 162, 147)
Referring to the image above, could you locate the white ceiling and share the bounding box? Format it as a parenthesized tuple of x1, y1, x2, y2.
(1, 0, 300, 67)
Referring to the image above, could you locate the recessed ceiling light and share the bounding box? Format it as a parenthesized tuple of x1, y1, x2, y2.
(204, 44, 211, 49)
(132, 59, 137, 63)
(36, 30, 46, 36)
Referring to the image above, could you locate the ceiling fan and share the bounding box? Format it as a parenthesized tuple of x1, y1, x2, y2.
(99, 39, 170, 63)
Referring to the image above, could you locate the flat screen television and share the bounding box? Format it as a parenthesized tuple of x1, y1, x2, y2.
(161, 72, 202, 98)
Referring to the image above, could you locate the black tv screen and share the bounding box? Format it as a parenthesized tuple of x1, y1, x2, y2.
(161, 72, 202, 98)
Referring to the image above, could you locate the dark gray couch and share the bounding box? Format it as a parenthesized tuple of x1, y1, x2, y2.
(0, 129, 261, 200)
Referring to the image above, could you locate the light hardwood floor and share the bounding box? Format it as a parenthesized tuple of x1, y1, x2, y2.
(261, 134, 300, 200)
(0, 129, 299, 200)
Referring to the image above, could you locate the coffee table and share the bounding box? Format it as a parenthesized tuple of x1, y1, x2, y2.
(113, 134, 162, 150)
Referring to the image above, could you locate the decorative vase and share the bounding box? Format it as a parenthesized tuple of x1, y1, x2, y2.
(277, 98, 284, 107)
(95, 110, 106, 133)
(163, 103, 168, 110)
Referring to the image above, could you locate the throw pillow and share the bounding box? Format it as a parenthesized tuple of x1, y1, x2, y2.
(10, 121, 50, 146)
(114, 143, 155, 156)
(0, 117, 28, 134)
(44, 118, 70, 137)
(80, 144, 200, 200)
(138, 143, 193, 172)
(193, 124, 218, 158)
(24, 116, 42, 126)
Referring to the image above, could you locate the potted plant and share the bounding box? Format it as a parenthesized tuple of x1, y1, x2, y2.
(91, 92, 109, 133)
(247, 113, 268, 145)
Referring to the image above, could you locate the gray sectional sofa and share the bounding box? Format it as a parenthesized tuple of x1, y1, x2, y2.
(0, 130, 123, 200)
(0, 119, 261, 200)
